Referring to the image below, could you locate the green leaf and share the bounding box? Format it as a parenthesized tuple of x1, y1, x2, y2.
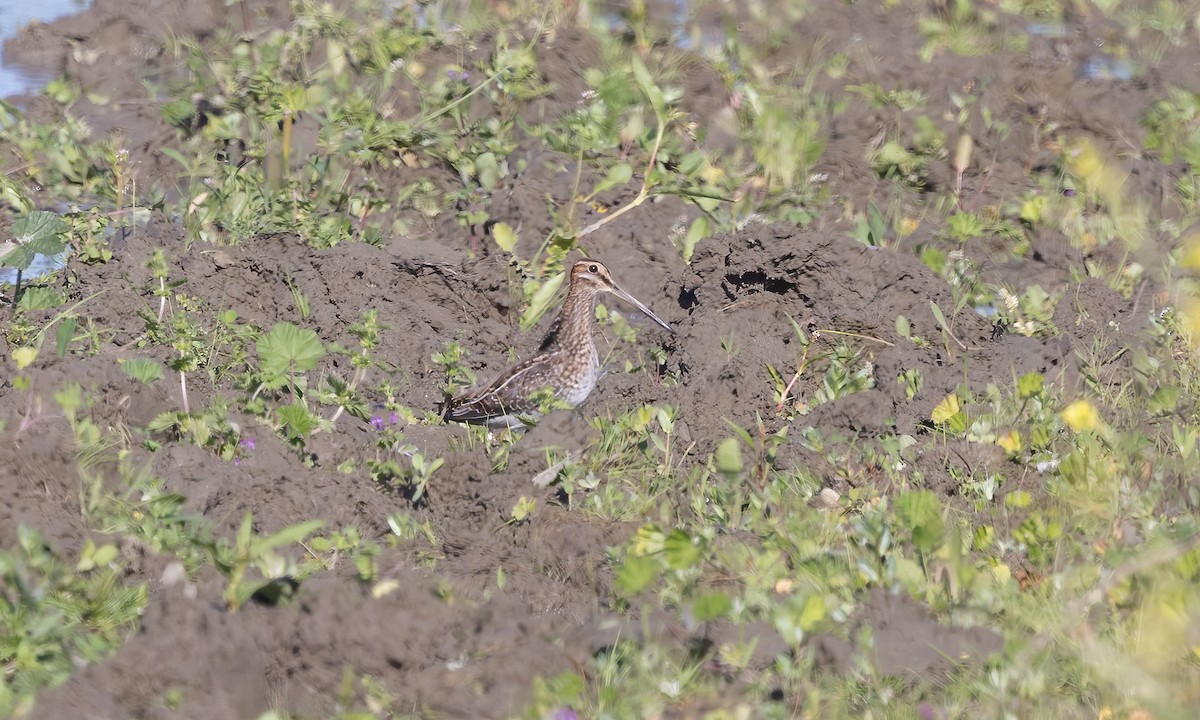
(475, 152, 500, 191)
(1005, 489, 1032, 509)
(519, 271, 565, 330)
(251, 519, 325, 556)
(492, 222, 518, 253)
(17, 287, 65, 311)
(76, 539, 98, 572)
(630, 54, 666, 115)
(277, 402, 318, 439)
(593, 163, 633, 195)
(159, 146, 192, 170)
(147, 410, 183, 433)
(2, 211, 68, 270)
(931, 393, 961, 425)
(1020, 195, 1046, 225)
(510, 496, 536, 522)
(678, 152, 705, 176)
(929, 300, 950, 333)
(543, 671, 585, 703)
(1017, 372, 1044, 400)
(799, 593, 827, 631)
(55, 317, 76, 358)
(691, 592, 732, 622)
(1149, 385, 1182, 416)
(12, 346, 38, 370)
(354, 552, 376, 581)
(682, 216, 709, 264)
(662, 529, 700, 571)
(92, 543, 119, 567)
(121, 358, 165, 384)
(236, 512, 254, 553)
(715, 437, 743, 478)
(257, 322, 326, 378)
(895, 489, 945, 554)
(616, 554, 660, 596)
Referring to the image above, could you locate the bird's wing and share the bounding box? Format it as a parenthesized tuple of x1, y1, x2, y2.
(536, 315, 563, 353)
(443, 351, 562, 422)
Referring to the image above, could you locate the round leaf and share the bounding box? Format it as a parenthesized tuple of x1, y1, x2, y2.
(257, 322, 326, 377)
(2, 211, 68, 270)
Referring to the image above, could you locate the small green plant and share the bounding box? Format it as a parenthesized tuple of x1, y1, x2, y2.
(812, 345, 876, 406)
(306, 527, 380, 582)
(0, 527, 146, 712)
(120, 358, 165, 384)
(370, 436, 445, 504)
(946, 210, 986, 241)
(918, 0, 1029, 59)
(283, 273, 311, 320)
(66, 208, 115, 265)
(849, 201, 891, 247)
(432, 340, 476, 399)
(256, 321, 327, 401)
(147, 398, 243, 459)
(1143, 86, 1200, 165)
(931, 390, 969, 435)
(1, 210, 68, 307)
(508, 496, 537, 525)
(212, 512, 325, 611)
(870, 115, 945, 189)
(996, 285, 1059, 337)
(928, 300, 967, 358)
(136, 254, 215, 414)
(898, 367, 923, 401)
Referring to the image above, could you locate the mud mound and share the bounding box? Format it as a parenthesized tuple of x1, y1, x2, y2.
(665, 222, 1074, 443)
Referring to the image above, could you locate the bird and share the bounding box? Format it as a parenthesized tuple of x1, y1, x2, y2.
(443, 259, 674, 429)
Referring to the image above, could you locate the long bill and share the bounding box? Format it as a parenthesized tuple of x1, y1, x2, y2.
(610, 285, 675, 334)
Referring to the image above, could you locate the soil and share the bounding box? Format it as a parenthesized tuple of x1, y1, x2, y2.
(0, 0, 1180, 717)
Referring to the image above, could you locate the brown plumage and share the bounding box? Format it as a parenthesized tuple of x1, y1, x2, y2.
(443, 259, 674, 429)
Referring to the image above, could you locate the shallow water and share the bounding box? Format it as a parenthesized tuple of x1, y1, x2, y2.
(0, 0, 90, 284)
(0, 0, 89, 99)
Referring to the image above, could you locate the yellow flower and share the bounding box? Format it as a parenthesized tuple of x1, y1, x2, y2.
(996, 430, 1022, 455)
(1061, 400, 1102, 432)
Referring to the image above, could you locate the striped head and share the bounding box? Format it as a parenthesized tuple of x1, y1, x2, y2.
(568, 260, 674, 334)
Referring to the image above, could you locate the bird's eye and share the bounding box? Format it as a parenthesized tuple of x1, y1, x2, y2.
(588, 264, 598, 273)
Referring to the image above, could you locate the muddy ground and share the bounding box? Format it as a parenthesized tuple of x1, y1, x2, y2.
(0, 0, 1184, 717)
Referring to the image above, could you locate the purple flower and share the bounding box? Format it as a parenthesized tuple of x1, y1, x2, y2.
(447, 70, 459, 81)
(918, 703, 935, 720)
(371, 416, 385, 431)
(1063, 188, 1076, 197)
(460, 71, 470, 82)
(239, 437, 256, 450)
(551, 708, 578, 720)
(389, 412, 400, 425)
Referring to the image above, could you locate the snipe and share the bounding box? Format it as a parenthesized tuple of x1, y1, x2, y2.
(443, 259, 674, 429)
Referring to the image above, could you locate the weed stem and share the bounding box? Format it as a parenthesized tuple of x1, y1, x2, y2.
(179, 370, 190, 414)
(577, 113, 665, 240)
(157, 277, 166, 322)
(777, 340, 815, 413)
